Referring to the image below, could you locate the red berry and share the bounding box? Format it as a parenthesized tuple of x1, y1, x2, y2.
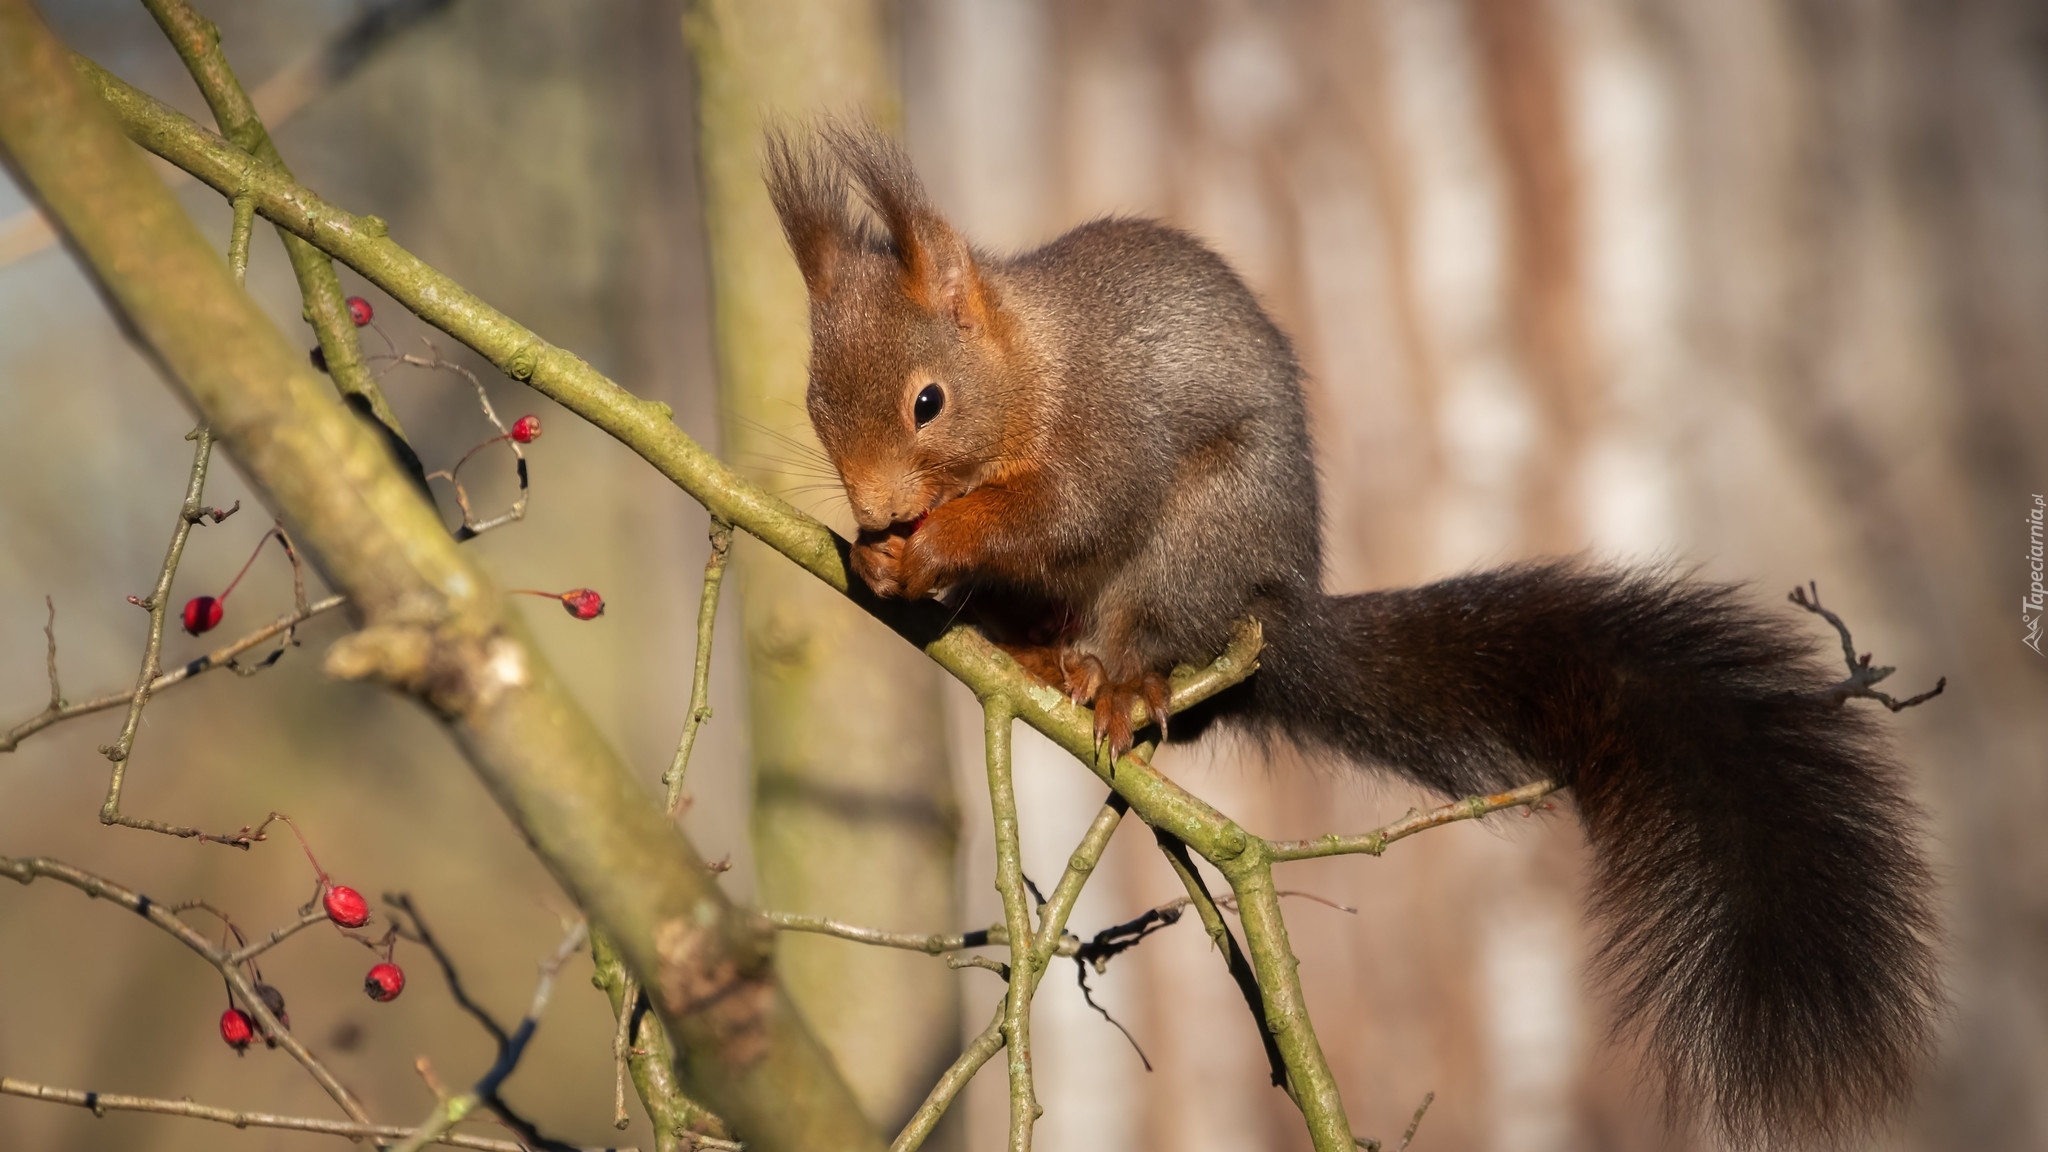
(346, 296, 373, 326)
(364, 962, 405, 1002)
(322, 884, 370, 928)
(511, 414, 542, 443)
(560, 588, 605, 620)
(182, 595, 223, 636)
(219, 1007, 256, 1049)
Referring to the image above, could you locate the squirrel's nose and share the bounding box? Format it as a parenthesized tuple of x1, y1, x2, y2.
(848, 488, 896, 533)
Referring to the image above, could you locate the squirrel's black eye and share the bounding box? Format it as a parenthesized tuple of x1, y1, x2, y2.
(913, 383, 946, 428)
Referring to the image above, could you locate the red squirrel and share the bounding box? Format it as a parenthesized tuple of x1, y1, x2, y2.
(767, 124, 1938, 1147)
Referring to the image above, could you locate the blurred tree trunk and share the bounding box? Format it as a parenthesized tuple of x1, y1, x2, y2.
(681, 0, 962, 1138)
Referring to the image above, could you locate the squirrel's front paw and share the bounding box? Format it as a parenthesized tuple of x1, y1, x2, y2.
(850, 530, 910, 597)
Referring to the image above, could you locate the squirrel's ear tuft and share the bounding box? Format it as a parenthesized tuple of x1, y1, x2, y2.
(764, 126, 852, 299)
(826, 123, 992, 335)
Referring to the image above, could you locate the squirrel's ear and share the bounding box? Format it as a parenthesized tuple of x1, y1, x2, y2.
(914, 227, 993, 337)
(764, 128, 852, 299)
(828, 125, 993, 335)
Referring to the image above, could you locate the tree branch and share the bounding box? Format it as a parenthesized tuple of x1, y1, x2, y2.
(663, 517, 732, 814)
(1267, 781, 1563, 863)
(983, 700, 1039, 1152)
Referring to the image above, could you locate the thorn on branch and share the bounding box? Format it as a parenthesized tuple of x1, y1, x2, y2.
(1790, 582, 1947, 712)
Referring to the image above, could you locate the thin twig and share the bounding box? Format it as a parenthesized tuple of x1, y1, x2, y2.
(664, 517, 733, 814)
(224, 904, 329, 967)
(39, 595, 60, 710)
(983, 700, 1039, 1152)
(1073, 964, 1149, 1070)
(396, 343, 529, 540)
(0, 1077, 543, 1151)
(385, 893, 510, 1047)
(1790, 582, 1947, 711)
(1267, 780, 1563, 863)
(96, 427, 264, 846)
(1, 595, 345, 753)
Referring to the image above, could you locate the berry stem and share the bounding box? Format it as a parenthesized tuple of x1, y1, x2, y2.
(216, 527, 282, 604)
(274, 813, 328, 883)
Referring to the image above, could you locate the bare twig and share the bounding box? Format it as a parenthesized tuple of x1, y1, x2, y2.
(664, 517, 733, 814)
(0, 595, 344, 753)
(386, 900, 590, 1152)
(1267, 780, 1563, 863)
(96, 427, 268, 846)
(224, 904, 329, 967)
(1073, 964, 1149, 1070)
(392, 342, 531, 540)
(0, 1077, 540, 1151)
(385, 893, 510, 1047)
(1790, 582, 1947, 711)
(38, 595, 59, 709)
(0, 857, 368, 1122)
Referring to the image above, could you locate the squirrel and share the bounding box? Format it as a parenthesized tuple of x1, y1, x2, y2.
(765, 124, 1939, 1147)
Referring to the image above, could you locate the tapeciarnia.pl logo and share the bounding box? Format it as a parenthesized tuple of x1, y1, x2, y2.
(2027, 494, 2045, 656)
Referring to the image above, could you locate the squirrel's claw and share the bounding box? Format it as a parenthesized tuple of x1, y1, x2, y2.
(1140, 672, 1171, 741)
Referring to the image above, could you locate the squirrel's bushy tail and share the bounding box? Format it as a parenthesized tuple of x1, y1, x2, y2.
(1245, 562, 1939, 1147)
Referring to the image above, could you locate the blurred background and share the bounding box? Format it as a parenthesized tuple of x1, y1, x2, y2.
(2, 1, 2044, 1150)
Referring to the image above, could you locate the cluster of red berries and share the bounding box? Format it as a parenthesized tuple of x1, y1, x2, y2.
(219, 820, 410, 1051)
